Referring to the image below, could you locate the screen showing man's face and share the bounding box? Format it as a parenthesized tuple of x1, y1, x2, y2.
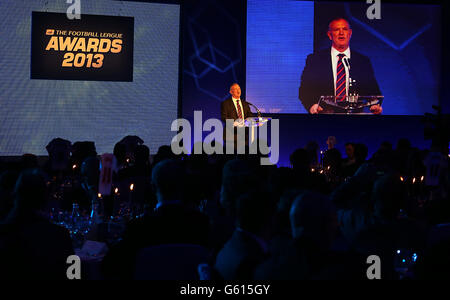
(246, 0, 441, 115)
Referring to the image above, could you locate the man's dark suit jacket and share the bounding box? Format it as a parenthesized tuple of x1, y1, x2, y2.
(101, 203, 210, 279)
(220, 98, 253, 145)
(0, 217, 75, 280)
(221, 97, 253, 122)
(299, 49, 381, 113)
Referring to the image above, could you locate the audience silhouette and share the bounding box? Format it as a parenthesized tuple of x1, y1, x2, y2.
(0, 134, 449, 280)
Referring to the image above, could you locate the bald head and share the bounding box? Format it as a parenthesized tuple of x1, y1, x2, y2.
(327, 18, 352, 51)
(152, 159, 185, 201)
(229, 83, 242, 99)
(328, 18, 351, 31)
(290, 191, 337, 249)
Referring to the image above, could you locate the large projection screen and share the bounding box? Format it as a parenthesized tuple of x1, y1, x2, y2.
(246, 0, 441, 115)
(0, 0, 180, 155)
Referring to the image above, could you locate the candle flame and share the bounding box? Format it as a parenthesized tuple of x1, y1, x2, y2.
(130, 183, 134, 191)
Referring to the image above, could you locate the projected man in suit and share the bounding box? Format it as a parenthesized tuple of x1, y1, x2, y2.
(220, 83, 254, 146)
(299, 18, 383, 114)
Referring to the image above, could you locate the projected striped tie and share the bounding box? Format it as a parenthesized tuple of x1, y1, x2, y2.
(336, 54, 347, 102)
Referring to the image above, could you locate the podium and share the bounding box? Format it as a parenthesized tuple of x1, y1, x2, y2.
(318, 95, 383, 114)
(245, 117, 271, 143)
(233, 117, 271, 144)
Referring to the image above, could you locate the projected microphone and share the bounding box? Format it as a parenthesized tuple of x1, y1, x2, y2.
(343, 58, 355, 97)
(243, 100, 262, 119)
(343, 57, 350, 70)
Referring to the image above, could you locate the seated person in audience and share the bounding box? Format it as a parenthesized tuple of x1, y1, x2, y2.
(304, 141, 320, 168)
(289, 148, 329, 194)
(369, 141, 396, 174)
(354, 143, 369, 166)
(338, 174, 405, 242)
(342, 142, 359, 178)
(210, 159, 261, 253)
(323, 147, 343, 187)
(126, 144, 156, 210)
(219, 159, 259, 216)
(0, 169, 74, 280)
(338, 174, 426, 278)
(130, 145, 152, 178)
(0, 170, 19, 222)
(102, 159, 210, 279)
(254, 191, 365, 279)
(330, 162, 377, 210)
(393, 138, 413, 175)
(44, 138, 72, 177)
(268, 188, 303, 256)
(152, 145, 179, 167)
(214, 190, 274, 280)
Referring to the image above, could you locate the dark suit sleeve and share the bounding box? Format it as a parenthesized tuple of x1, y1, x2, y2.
(299, 54, 318, 112)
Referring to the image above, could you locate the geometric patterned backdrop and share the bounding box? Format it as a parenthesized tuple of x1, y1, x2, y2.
(181, 0, 246, 123)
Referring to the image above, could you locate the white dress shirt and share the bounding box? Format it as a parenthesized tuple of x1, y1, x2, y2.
(331, 47, 351, 96)
(231, 97, 245, 120)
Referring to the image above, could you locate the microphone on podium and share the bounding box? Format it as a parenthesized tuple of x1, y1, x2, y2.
(243, 100, 262, 119)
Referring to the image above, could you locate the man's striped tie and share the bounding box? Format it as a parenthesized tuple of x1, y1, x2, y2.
(336, 54, 347, 102)
(236, 100, 243, 119)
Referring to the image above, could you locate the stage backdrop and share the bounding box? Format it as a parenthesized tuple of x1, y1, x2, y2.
(180, 0, 443, 166)
(181, 0, 247, 129)
(0, 0, 180, 156)
(246, 0, 441, 116)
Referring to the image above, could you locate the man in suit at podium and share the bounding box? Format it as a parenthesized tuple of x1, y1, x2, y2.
(221, 83, 253, 147)
(221, 83, 252, 122)
(299, 18, 383, 115)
